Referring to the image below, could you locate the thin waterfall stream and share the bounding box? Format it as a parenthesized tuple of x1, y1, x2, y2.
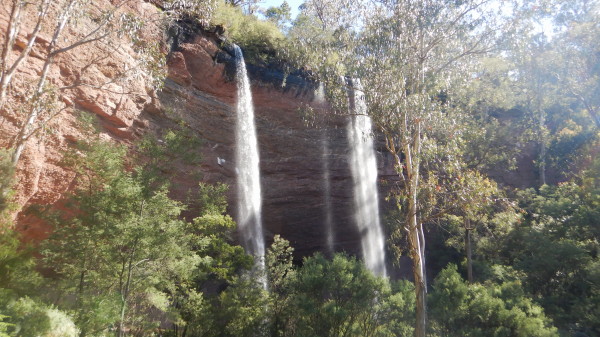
(321, 130, 335, 256)
(233, 45, 266, 286)
(347, 78, 387, 277)
(316, 82, 335, 255)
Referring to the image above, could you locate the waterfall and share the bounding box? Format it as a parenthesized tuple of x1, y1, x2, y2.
(315, 83, 335, 255)
(233, 45, 266, 285)
(321, 130, 335, 255)
(347, 78, 387, 277)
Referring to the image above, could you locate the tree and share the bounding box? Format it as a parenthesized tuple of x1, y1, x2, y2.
(224, 0, 262, 15)
(216, 276, 269, 337)
(452, 171, 499, 283)
(551, 0, 600, 129)
(40, 140, 198, 336)
(429, 264, 558, 337)
(351, 2, 506, 335)
(497, 174, 600, 334)
(265, 235, 296, 337)
(286, 1, 510, 335)
(170, 182, 254, 337)
(265, 1, 292, 30)
(0, 157, 77, 337)
(285, 253, 392, 337)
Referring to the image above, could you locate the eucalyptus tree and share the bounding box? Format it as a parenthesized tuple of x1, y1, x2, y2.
(287, 1, 509, 335)
(353, 2, 507, 335)
(551, 0, 600, 129)
(265, 1, 293, 30)
(487, 0, 600, 184)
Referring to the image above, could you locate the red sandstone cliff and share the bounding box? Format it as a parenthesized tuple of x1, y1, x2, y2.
(1, 1, 400, 264)
(0, 0, 164, 239)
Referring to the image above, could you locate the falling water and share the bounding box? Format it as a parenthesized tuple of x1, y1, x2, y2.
(347, 78, 387, 277)
(316, 83, 335, 255)
(233, 45, 266, 285)
(321, 131, 335, 256)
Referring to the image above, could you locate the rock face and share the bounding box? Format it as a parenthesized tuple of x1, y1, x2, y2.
(160, 26, 385, 260)
(0, 0, 161, 241)
(0, 1, 395, 264)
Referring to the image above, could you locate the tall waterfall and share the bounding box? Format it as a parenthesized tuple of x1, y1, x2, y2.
(321, 131, 335, 255)
(233, 45, 266, 283)
(316, 83, 335, 255)
(347, 78, 387, 277)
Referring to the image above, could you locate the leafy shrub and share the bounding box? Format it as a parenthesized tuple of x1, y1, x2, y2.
(212, 3, 286, 64)
(282, 253, 414, 337)
(429, 264, 558, 337)
(44, 308, 80, 337)
(0, 296, 78, 337)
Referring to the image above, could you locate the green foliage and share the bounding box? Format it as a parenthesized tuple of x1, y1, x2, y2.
(196, 182, 229, 215)
(0, 295, 79, 337)
(44, 308, 80, 337)
(497, 176, 600, 334)
(217, 276, 269, 337)
(0, 175, 42, 301)
(0, 315, 12, 337)
(165, 182, 252, 336)
(41, 140, 198, 335)
(0, 296, 51, 337)
(31, 134, 254, 335)
(212, 3, 286, 64)
(136, 127, 202, 192)
(429, 264, 558, 337)
(265, 235, 295, 337)
(189, 187, 252, 283)
(264, 1, 292, 30)
(284, 253, 411, 337)
(0, 229, 41, 297)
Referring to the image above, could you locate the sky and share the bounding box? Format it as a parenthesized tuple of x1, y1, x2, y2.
(258, 0, 304, 19)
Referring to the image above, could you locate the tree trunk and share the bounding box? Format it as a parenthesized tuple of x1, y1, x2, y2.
(408, 215, 427, 337)
(9, 0, 76, 166)
(77, 269, 87, 337)
(465, 218, 473, 284)
(117, 256, 133, 337)
(539, 125, 546, 186)
(404, 121, 426, 337)
(0, 0, 51, 111)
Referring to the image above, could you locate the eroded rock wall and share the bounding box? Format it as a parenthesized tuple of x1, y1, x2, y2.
(0, 0, 161, 240)
(1, 3, 398, 262)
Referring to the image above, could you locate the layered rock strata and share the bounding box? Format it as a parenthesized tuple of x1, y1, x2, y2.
(1, 4, 399, 264)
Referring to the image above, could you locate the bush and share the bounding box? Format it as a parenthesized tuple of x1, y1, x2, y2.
(0, 296, 78, 337)
(429, 264, 558, 337)
(44, 309, 80, 337)
(282, 253, 414, 337)
(212, 3, 286, 64)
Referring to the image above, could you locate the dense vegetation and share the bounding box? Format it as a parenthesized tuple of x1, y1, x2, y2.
(1, 0, 599, 336)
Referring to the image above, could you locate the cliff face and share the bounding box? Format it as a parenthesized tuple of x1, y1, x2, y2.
(160, 27, 379, 259)
(0, 0, 161, 240)
(1, 2, 398, 261)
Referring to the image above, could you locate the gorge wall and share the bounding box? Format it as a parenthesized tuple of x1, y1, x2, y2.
(126, 24, 403, 262)
(1, 2, 400, 267)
